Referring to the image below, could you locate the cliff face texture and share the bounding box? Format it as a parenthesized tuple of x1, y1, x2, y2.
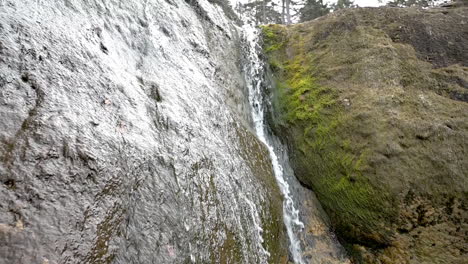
(263, 6, 468, 264)
(0, 1, 288, 263)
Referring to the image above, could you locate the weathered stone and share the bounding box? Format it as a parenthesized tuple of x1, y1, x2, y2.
(0, 0, 288, 263)
(263, 6, 468, 264)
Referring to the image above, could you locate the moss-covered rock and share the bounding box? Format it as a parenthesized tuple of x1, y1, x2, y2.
(235, 124, 290, 263)
(262, 6, 468, 264)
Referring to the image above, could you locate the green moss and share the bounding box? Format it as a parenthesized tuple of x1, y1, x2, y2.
(218, 229, 244, 263)
(260, 24, 288, 54)
(262, 6, 468, 264)
(261, 24, 396, 246)
(260, 199, 286, 264)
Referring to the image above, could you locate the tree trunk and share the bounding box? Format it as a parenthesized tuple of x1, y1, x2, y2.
(282, 0, 286, 24)
(262, 0, 266, 24)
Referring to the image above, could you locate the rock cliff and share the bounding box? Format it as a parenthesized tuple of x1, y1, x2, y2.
(263, 5, 468, 264)
(0, 0, 288, 263)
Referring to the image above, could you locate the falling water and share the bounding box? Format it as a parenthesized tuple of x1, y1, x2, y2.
(242, 25, 305, 264)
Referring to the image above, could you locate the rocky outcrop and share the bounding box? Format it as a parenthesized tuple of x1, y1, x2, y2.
(0, 0, 288, 263)
(262, 6, 467, 264)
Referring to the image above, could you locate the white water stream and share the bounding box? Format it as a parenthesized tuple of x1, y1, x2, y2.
(242, 25, 305, 264)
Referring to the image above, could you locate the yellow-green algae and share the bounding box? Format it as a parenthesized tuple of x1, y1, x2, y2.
(261, 24, 396, 248)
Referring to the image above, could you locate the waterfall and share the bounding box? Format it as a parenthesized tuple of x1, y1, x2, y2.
(241, 24, 305, 264)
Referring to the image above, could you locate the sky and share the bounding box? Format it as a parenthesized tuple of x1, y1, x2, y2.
(347, 0, 388, 6)
(230, 0, 389, 7)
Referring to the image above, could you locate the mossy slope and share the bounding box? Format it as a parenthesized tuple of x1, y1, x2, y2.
(262, 6, 468, 264)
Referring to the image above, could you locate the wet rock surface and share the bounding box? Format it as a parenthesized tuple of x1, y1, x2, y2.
(243, 25, 351, 263)
(0, 0, 287, 263)
(270, 135, 350, 264)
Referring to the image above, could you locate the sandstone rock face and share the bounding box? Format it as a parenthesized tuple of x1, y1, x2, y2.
(262, 6, 468, 264)
(0, 0, 287, 263)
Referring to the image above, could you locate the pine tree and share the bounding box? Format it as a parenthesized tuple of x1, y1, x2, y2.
(386, 0, 436, 7)
(299, 0, 330, 22)
(241, 0, 282, 24)
(332, 0, 356, 10)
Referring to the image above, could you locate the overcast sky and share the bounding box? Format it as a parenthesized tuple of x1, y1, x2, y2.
(230, 0, 389, 7)
(344, 0, 388, 6)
